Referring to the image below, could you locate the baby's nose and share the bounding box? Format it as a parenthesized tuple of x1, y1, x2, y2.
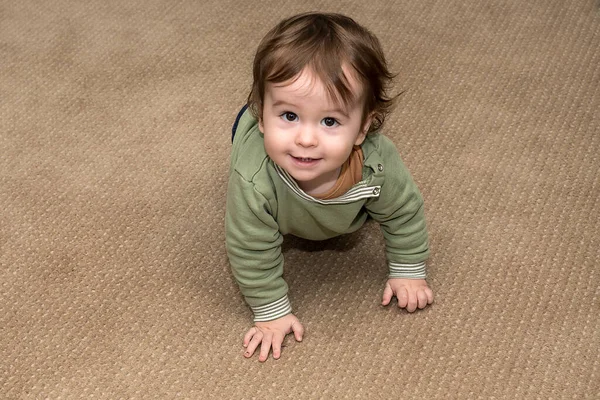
(295, 126, 318, 147)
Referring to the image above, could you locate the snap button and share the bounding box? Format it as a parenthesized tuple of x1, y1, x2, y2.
(372, 187, 380, 196)
(377, 164, 384, 172)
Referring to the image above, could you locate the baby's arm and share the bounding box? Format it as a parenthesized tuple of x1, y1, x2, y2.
(243, 314, 304, 362)
(226, 171, 304, 360)
(382, 278, 433, 312)
(364, 136, 433, 312)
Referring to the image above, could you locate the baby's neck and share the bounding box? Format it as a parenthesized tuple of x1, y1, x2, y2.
(296, 167, 342, 196)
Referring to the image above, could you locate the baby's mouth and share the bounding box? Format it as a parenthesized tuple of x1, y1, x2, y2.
(291, 155, 321, 165)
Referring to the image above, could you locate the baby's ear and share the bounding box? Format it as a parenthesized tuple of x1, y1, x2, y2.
(355, 112, 374, 145)
(258, 118, 264, 133)
(354, 128, 368, 146)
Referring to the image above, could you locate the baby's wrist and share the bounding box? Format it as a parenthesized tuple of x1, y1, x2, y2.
(388, 261, 426, 279)
(251, 295, 292, 322)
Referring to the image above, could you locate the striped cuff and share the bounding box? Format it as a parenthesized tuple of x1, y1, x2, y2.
(251, 295, 292, 322)
(388, 261, 427, 279)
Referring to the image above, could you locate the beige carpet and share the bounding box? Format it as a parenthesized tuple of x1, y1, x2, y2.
(1, 0, 599, 398)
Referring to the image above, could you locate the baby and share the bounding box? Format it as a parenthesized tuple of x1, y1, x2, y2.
(226, 12, 433, 362)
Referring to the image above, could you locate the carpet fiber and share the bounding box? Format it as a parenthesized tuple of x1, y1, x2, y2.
(1, 0, 599, 398)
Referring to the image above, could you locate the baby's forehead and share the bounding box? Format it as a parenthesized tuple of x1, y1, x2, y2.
(271, 70, 325, 97)
(269, 66, 364, 109)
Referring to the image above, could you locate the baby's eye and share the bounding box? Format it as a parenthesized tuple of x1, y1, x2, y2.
(281, 112, 298, 122)
(321, 117, 339, 127)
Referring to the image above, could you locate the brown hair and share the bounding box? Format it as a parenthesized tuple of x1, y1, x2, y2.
(247, 12, 396, 133)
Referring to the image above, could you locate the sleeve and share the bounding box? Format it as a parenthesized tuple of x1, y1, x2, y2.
(225, 170, 292, 322)
(365, 140, 430, 279)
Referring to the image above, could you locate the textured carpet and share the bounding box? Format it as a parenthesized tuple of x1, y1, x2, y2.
(1, 0, 599, 398)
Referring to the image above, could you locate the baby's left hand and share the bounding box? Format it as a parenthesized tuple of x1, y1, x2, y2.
(382, 278, 434, 312)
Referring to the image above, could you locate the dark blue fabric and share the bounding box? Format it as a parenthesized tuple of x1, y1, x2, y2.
(231, 104, 249, 142)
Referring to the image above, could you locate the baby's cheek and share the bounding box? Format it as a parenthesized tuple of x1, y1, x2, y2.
(331, 143, 355, 161)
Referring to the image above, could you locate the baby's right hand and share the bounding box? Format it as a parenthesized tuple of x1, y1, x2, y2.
(243, 314, 304, 362)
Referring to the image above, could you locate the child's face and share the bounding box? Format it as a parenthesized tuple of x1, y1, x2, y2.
(259, 67, 371, 195)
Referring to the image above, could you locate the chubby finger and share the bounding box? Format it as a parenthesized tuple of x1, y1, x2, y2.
(244, 329, 262, 358)
(271, 332, 285, 360)
(381, 283, 394, 306)
(258, 332, 273, 362)
(405, 292, 418, 312)
(291, 320, 304, 342)
(396, 286, 409, 309)
(425, 287, 434, 304)
(243, 327, 257, 347)
(416, 289, 429, 309)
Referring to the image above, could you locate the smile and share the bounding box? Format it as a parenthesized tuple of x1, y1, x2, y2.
(291, 155, 321, 165)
